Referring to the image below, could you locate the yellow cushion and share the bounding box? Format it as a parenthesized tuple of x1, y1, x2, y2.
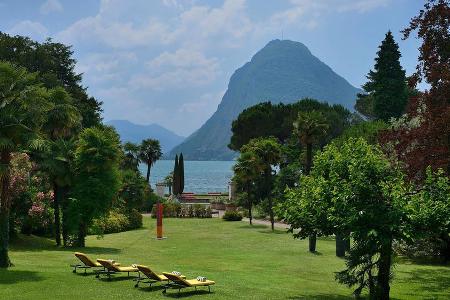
(117, 266, 138, 272)
(185, 279, 215, 286)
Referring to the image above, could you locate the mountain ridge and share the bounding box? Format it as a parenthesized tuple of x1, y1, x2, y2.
(107, 119, 185, 154)
(169, 39, 360, 160)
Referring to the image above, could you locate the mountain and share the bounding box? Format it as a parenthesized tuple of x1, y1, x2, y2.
(169, 39, 360, 160)
(107, 120, 185, 154)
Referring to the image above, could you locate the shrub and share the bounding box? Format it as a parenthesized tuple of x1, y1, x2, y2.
(223, 211, 243, 221)
(127, 209, 143, 230)
(151, 203, 212, 218)
(90, 210, 130, 235)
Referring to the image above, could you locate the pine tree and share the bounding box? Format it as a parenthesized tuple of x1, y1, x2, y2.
(362, 31, 408, 121)
(172, 155, 179, 196)
(179, 153, 184, 194)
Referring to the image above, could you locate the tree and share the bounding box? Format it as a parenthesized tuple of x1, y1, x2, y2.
(229, 99, 352, 153)
(122, 142, 140, 172)
(164, 172, 173, 195)
(280, 138, 407, 299)
(39, 87, 81, 246)
(139, 139, 162, 188)
(380, 0, 450, 181)
(233, 151, 261, 225)
(172, 155, 179, 196)
(0, 62, 49, 267)
(241, 137, 281, 230)
(69, 126, 121, 247)
(360, 31, 408, 121)
(0, 33, 102, 128)
(293, 110, 329, 252)
(179, 153, 185, 194)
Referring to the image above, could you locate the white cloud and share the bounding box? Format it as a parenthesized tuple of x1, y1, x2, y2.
(130, 48, 220, 90)
(40, 0, 63, 14)
(270, 0, 390, 29)
(9, 21, 48, 40)
(179, 90, 224, 114)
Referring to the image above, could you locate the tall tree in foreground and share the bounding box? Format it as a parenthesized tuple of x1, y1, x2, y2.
(122, 142, 140, 172)
(40, 87, 81, 246)
(233, 151, 261, 225)
(139, 139, 162, 188)
(293, 110, 328, 251)
(381, 0, 450, 181)
(241, 137, 281, 231)
(281, 138, 406, 299)
(0, 62, 48, 267)
(357, 31, 408, 121)
(69, 126, 121, 247)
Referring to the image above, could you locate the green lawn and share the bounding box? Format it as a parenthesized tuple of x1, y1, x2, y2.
(1, 217, 449, 299)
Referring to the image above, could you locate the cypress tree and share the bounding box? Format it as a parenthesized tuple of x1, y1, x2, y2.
(172, 155, 179, 196)
(363, 31, 408, 121)
(179, 153, 184, 194)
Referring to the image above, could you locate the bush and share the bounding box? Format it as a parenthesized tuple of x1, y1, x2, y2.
(127, 209, 143, 230)
(223, 211, 243, 221)
(90, 210, 130, 234)
(151, 203, 212, 218)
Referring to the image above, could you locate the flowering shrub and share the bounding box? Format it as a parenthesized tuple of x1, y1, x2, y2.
(25, 190, 54, 235)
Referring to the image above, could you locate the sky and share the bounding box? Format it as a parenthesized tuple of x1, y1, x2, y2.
(0, 0, 425, 137)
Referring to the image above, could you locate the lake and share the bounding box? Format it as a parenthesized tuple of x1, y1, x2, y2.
(139, 160, 235, 194)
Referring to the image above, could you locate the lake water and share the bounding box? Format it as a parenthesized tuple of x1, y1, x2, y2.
(139, 160, 235, 194)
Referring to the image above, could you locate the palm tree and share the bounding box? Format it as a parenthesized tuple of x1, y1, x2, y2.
(139, 139, 162, 188)
(242, 137, 281, 231)
(293, 110, 329, 252)
(40, 87, 81, 246)
(233, 151, 260, 225)
(0, 62, 48, 267)
(122, 142, 140, 171)
(164, 172, 173, 195)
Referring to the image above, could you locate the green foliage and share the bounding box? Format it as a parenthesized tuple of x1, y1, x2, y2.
(139, 138, 162, 185)
(172, 155, 179, 195)
(151, 202, 212, 218)
(361, 31, 408, 121)
(280, 138, 407, 298)
(332, 120, 387, 147)
(222, 211, 243, 221)
(68, 126, 122, 246)
(406, 168, 450, 260)
(122, 142, 140, 172)
(179, 153, 184, 194)
(230, 99, 352, 153)
(0, 32, 102, 128)
(90, 209, 130, 235)
(119, 169, 148, 211)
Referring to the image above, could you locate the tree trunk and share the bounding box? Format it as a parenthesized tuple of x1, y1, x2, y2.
(77, 221, 86, 248)
(53, 182, 61, 246)
(344, 233, 351, 252)
(146, 163, 151, 187)
(305, 143, 313, 175)
(336, 234, 346, 257)
(61, 187, 69, 247)
(0, 151, 12, 268)
(375, 236, 392, 300)
(309, 234, 317, 252)
(168, 185, 172, 195)
(268, 197, 274, 231)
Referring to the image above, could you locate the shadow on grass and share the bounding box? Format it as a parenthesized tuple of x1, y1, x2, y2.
(10, 235, 121, 254)
(396, 267, 450, 296)
(97, 276, 137, 282)
(258, 229, 287, 235)
(136, 285, 166, 292)
(163, 289, 212, 298)
(237, 224, 267, 230)
(395, 256, 450, 266)
(288, 295, 352, 300)
(0, 270, 44, 285)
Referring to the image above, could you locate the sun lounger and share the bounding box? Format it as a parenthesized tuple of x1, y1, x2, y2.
(134, 265, 186, 288)
(162, 272, 215, 295)
(96, 259, 139, 280)
(71, 252, 119, 274)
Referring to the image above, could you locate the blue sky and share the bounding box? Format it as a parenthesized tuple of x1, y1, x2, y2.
(1, 0, 424, 136)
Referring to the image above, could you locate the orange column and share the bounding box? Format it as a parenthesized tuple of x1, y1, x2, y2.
(156, 203, 163, 239)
